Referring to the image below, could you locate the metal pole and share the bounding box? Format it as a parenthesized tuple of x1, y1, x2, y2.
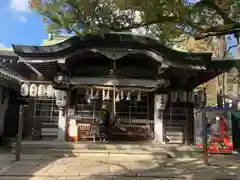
(202, 111, 209, 165)
(222, 73, 225, 107)
(15, 104, 24, 161)
(113, 60, 116, 116)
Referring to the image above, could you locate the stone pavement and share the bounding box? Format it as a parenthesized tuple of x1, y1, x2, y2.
(0, 154, 239, 180)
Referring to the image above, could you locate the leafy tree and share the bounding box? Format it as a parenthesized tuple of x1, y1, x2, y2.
(29, 0, 240, 43)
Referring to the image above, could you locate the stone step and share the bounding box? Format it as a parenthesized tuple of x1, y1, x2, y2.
(11, 147, 168, 157)
(10, 141, 203, 158)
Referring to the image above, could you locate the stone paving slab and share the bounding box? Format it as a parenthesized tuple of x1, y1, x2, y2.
(0, 176, 237, 180)
(0, 154, 239, 180)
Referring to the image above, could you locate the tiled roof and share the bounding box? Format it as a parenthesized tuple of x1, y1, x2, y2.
(0, 50, 27, 83)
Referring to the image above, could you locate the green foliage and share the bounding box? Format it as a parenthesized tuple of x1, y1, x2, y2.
(30, 0, 240, 43)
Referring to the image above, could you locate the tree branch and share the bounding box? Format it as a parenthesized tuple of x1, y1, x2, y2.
(195, 26, 240, 40)
(222, 42, 239, 60)
(195, 0, 234, 25)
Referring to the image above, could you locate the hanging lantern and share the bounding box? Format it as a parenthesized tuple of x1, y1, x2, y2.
(120, 91, 124, 100)
(116, 92, 120, 102)
(29, 84, 38, 97)
(46, 84, 54, 98)
(90, 88, 94, 100)
(179, 91, 187, 102)
(106, 89, 110, 100)
(171, 92, 178, 102)
(126, 91, 131, 101)
(102, 89, 105, 100)
(188, 91, 195, 103)
(37, 84, 46, 97)
(56, 90, 67, 107)
(54, 90, 60, 99)
(20, 84, 29, 97)
(137, 91, 141, 101)
(199, 91, 205, 103)
(95, 89, 99, 99)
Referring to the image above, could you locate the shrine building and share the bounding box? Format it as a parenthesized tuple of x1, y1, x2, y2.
(0, 33, 235, 144)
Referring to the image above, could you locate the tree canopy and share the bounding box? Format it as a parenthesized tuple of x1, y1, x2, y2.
(30, 0, 240, 44)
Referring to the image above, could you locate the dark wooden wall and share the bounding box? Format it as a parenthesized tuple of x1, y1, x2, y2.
(3, 89, 19, 138)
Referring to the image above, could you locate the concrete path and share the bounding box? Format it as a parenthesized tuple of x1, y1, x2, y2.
(0, 154, 239, 180)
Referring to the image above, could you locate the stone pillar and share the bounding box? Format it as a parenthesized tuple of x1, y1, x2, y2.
(57, 107, 67, 141)
(55, 90, 68, 141)
(154, 93, 168, 144)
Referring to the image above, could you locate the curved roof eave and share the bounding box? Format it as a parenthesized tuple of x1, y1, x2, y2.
(12, 33, 212, 65)
(0, 50, 30, 84)
(0, 66, 28, 84)
(17, 48, 207, 70)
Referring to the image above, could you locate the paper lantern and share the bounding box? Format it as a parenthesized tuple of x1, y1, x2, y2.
(56, 90, 67, 106)
(20, 84, 29, 97)
(37, 84, 46, 97)
(188, 92, 195, 103)
(46, 85, 54, 98)
(199, 91, 205, 103)
(179, 91, 187, 102)
(54, 89, 60, 99)
(171, 92, 178, 102)
(29, 84, 38, 97)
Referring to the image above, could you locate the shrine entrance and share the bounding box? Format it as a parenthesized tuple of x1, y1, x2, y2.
(68, 87, 154, 142)
(8, 33, 235, 144)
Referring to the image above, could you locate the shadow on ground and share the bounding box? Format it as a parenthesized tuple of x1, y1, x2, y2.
(0, 140, 239, 180)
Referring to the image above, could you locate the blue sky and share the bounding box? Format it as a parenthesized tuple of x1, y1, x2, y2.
(0, 0, 47, 48)
(0, 0, 238, 56)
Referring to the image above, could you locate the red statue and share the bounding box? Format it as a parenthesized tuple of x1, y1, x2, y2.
(196, 115, 233, 153)
(209, 116, 233, 153)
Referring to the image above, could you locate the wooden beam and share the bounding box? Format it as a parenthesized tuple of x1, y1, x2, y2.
(68, 77, 158, 88)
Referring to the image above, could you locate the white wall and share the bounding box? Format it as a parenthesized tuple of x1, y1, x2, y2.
(0, 87, 9, 137)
